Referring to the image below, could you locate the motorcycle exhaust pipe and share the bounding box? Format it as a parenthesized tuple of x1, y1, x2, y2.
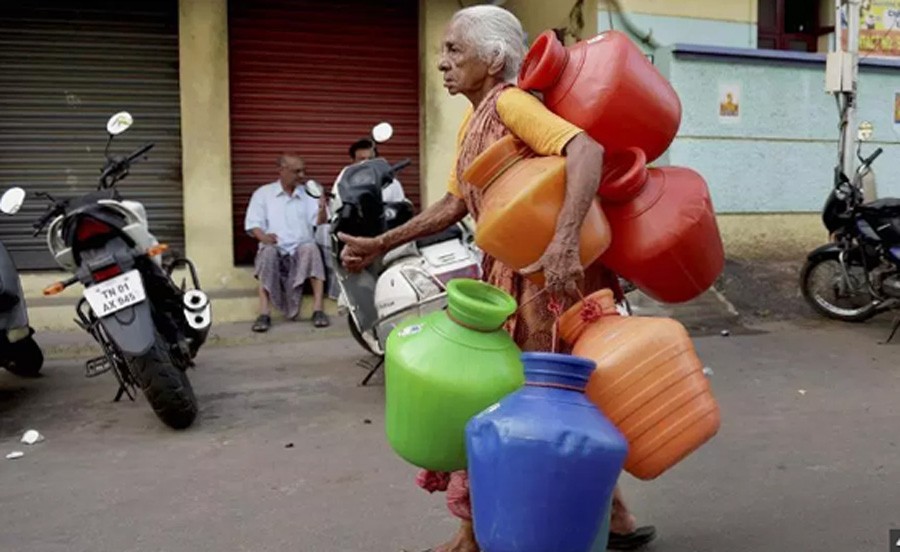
(183, 290, 212, 332)
(183, 289, 209, 312)
(186, 308, 212, 331)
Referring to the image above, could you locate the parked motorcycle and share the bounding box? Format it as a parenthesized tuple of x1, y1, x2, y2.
(0, 199, 44, 378)
(799, 120, 900, 339)
(306, 122, 482, 385)
(0, 111, 211, 428)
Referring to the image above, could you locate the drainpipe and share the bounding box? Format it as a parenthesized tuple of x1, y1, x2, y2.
(600, 0, 660, 50)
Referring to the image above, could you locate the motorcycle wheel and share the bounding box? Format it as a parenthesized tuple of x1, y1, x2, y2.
(347, 313, 383, 357)
(4, 336, 44, 378)
(129, 334, 198, 430)
(800, 253, 879, 322)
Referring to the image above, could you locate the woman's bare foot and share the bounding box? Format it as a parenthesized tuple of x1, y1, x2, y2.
(432, 520, 480, 552)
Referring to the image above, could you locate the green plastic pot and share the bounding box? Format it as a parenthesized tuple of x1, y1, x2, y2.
(385, 279, 524, 472)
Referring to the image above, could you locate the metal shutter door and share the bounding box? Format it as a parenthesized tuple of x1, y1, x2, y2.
(229, 0, 420, 265)
(0, 1, 183, 270)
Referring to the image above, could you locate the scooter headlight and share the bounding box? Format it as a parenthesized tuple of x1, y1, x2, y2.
(400, 266, 442, 300)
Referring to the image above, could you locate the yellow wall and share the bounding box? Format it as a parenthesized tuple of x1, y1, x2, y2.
(179, 0, 240, 289)
(505, 0, 600, 43)
(717, 214, 827, 260)
(418, 0, 470, 207)
(606, 0, 757, 23)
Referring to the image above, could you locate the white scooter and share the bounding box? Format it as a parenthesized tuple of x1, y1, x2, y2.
(306, 123, 482, 385)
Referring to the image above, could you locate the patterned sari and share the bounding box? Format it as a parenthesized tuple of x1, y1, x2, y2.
(416, 82, 622, 521)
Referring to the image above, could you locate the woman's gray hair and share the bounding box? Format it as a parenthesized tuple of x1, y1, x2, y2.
(451, 5, 528, 83)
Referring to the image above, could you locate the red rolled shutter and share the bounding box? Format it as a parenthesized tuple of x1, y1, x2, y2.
(228, 0, 421, 265)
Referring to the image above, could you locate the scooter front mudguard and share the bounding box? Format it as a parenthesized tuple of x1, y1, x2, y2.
(98, 301, 155, 357)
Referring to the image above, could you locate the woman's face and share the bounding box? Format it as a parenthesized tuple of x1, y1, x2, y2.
(438, 20, 496, 96)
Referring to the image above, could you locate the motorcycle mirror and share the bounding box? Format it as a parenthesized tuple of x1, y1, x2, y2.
(0, 187, 26, 215)
(372, 122, 393, 144)
(106, 111, 134, 136)
(857, 121, 874, 142)
(304, 180, 324, 199)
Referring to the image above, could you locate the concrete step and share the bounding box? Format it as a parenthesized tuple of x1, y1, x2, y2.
(26, 290, 340, 333)
(32, 311, 351, 361)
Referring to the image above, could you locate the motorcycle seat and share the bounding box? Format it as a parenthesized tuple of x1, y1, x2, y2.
(382, 242, 418, 267)
(860, 198, 900, 216)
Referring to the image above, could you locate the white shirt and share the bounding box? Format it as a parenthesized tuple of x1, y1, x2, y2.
(244, 180, 319, 255)
(382, 178, 407, 203)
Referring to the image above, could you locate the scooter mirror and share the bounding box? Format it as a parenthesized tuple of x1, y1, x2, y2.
(858, 121, 874, 142)
(372, 122, 393, 144)
(106, 111, 134, 136)
(0, 187, 26, 215)
(304, 179, 324, 199)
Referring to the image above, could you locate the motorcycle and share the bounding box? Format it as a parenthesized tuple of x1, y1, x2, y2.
(306, 122, 482, 385)
(0, 111, 211, 429)
(0, 196, 44, 378)
(799, 120, 900, 340)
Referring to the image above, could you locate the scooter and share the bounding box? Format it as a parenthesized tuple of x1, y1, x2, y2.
(0, 214, 44, 378)
(306, 122, 482, 385)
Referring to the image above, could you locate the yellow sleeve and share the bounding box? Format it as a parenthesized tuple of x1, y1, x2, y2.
(447, 107, 473, 198)
(496, 87, 583, 156)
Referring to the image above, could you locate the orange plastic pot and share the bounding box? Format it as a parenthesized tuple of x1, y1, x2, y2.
(462, 135, 611, 284)
(559, 289, 720, 480)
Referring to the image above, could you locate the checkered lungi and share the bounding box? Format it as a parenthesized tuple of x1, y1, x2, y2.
(254, 243, 325, 319)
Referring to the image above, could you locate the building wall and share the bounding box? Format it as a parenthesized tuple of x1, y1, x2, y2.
(598, 0, 757, 50)
(23, 0, 598, 329)
(597, 1, 900, 260)
(419, 0, 470, 207)
(660, 52, 900, 214)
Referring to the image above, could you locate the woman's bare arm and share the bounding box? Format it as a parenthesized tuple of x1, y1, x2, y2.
(378, 194, 468, 251)
(557, 133, 604, 243)
(339, 193, 469, 272)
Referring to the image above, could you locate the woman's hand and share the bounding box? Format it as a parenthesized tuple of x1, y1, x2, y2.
(521, 237, 584, 299)
(338, 233, 385, 273)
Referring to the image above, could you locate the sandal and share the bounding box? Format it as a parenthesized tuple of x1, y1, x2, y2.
(607, 525, 657, 550)
(312, 310, 330, 328)
(252, 314, 271, 333)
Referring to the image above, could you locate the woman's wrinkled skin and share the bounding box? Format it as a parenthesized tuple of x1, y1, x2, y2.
(340, 12, 644, 552)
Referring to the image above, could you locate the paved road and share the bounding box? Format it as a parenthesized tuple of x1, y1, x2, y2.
(0, 317, 898, 552)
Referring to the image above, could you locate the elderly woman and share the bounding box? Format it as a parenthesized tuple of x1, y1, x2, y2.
(340, 6, 656, 552)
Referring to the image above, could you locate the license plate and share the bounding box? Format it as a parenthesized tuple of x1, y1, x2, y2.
(83, 270, 146, 317)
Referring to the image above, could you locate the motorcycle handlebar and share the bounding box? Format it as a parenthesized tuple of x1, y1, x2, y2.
(127, 142, 155, 163)
(863, 147, 883, 168)
(391, 159, 411, 173)
(32, 206, 59, 236)
(99, 142, 155, 187)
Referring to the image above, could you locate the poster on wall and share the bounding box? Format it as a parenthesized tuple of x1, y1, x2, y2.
(718, 83, 741, 123)
(841, 0, 900, 57)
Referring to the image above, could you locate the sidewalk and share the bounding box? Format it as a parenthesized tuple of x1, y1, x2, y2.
(35, 316, 350, 360)
(34, 286, 743, 359)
